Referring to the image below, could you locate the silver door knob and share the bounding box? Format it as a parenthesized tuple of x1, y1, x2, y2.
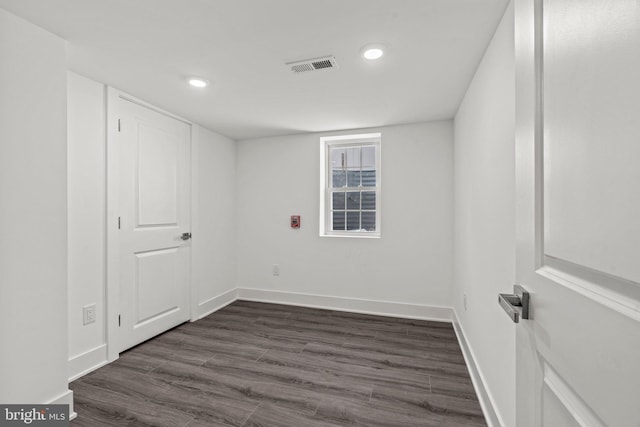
(181, 232, 192, 241)
(498, 285, 529, 323)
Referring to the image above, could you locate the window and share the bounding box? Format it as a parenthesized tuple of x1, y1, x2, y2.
(320, 133, 381, 237)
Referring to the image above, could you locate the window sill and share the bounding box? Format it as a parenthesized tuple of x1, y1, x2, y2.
(320, 232, 381, 239)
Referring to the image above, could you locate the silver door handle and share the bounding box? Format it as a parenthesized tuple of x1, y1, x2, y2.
(181, 232, 192, 241)
(498, 285, 529, 323)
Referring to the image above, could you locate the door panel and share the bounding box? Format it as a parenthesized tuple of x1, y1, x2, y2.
(118, 98, 191, 352)
(541, 365, 598, 427)
(135, 248, 180, 325)
(542, 0, 640, 283)
(515, 0, 640, 426)
(137, 123, 179, 226)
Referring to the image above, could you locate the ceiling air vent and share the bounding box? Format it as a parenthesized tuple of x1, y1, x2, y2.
(286, 55, 338, 73)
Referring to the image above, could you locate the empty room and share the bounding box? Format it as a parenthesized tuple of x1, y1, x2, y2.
(0, 0, 638, 426)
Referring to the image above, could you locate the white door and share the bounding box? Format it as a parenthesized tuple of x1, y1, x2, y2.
(513, 0, 640, 426)
(117, 97, 191, 352)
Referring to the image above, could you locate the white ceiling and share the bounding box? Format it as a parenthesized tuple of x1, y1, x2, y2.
(0, 0, 509, 140)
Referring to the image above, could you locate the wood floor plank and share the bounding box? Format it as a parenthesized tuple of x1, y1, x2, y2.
(127, 335, 210, 367)
(255, 315, 378, 340)
(71, 300, 487, 426)
(258, 347, 431, 393)
(375, 330, 466, 355)
(71, 381, 195, 427)
(290, 310, 407, 336)
(395, 317, 455, 329)
(185, 418, 232, 427)
(204, 353, 374, 402)
(302, 341, 469, 378)
(80, 367, 172, 400)
(151, 359, 320, 416)
(111, 349, 166, 374)
(406, 324, 459, 340)
(250, 317, 348, 346)
(220, 302, 294, 319)
(153, 382, 259, 426)
(169, 328, 267, 361)
(328, 311, 412, 334)
(430, 374, 480, 401)
(370, 383, 487, 426)
(341, 336, 466, 365)
(179, 319, 306, 354)
(314, 396, 444, 427)
(246, 382, 321, 416)
(242, 402, 341, 427)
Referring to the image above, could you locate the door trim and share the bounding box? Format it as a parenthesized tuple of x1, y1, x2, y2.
(105, 87, 194, 362)
(540, 258, 640, 322)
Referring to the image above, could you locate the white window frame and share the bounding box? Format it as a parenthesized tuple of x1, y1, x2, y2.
(319, 133, 381, 238)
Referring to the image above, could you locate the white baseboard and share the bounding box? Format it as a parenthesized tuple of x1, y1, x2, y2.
(48, 389, 76, 420)
(452, 310, 503, 427)
(236, 288, 452, 322)
(195, 288, 238, 320)
(68, 344, 108, 382)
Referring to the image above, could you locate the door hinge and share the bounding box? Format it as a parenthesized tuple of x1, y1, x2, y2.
(117, 118, 121, 132)
(118, 315, 121, 327)
(118, 217, 121, 229)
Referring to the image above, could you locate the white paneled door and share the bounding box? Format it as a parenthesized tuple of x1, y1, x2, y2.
(117, 97, 191, 352)
(514, 0, 640, 426)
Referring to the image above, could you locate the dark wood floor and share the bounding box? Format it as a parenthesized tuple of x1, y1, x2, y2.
(70, 300, 486, 426)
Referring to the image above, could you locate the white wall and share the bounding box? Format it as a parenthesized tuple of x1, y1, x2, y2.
(67, 72, 108, 379)
(0, 7, 72, 409)
(236, 122, 453, 315)
(452, 2, 515, 426)
(191, 125, 238, 318)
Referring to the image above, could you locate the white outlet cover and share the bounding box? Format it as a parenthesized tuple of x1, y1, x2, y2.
(83, 304, 96, 325)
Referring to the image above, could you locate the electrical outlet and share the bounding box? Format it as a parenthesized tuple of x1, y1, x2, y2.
(272, 264, 280, 276)
(463, 293, 468, 311)
(83, 304, 96, 325)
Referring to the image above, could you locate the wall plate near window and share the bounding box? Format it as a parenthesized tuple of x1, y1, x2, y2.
(319, 133, 381, 238)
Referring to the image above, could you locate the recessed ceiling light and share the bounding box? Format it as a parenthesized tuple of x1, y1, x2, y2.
(361, 44, 385, 60)
(188, 77, 209, 88)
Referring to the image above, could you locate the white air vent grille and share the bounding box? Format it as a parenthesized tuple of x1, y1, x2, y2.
(286, 56, 338, 73)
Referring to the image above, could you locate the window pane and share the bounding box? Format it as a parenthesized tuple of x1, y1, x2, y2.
(346, 192, 360, 210)
(330, 147, 346, 188)
(361, 211, 376, 231)
(361, 170, 376, 187)
(331, 148, 345, 169)
(332, 192, 346, 210)
(362, 146, 375, 169)
(347, 170, 361, 187)
(361, 191, 376, 210)
(346, 147, 361, 170)
(332, 211, 345, 230)
(347, 211, 360, 230)
(332, 170, 346, 188)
